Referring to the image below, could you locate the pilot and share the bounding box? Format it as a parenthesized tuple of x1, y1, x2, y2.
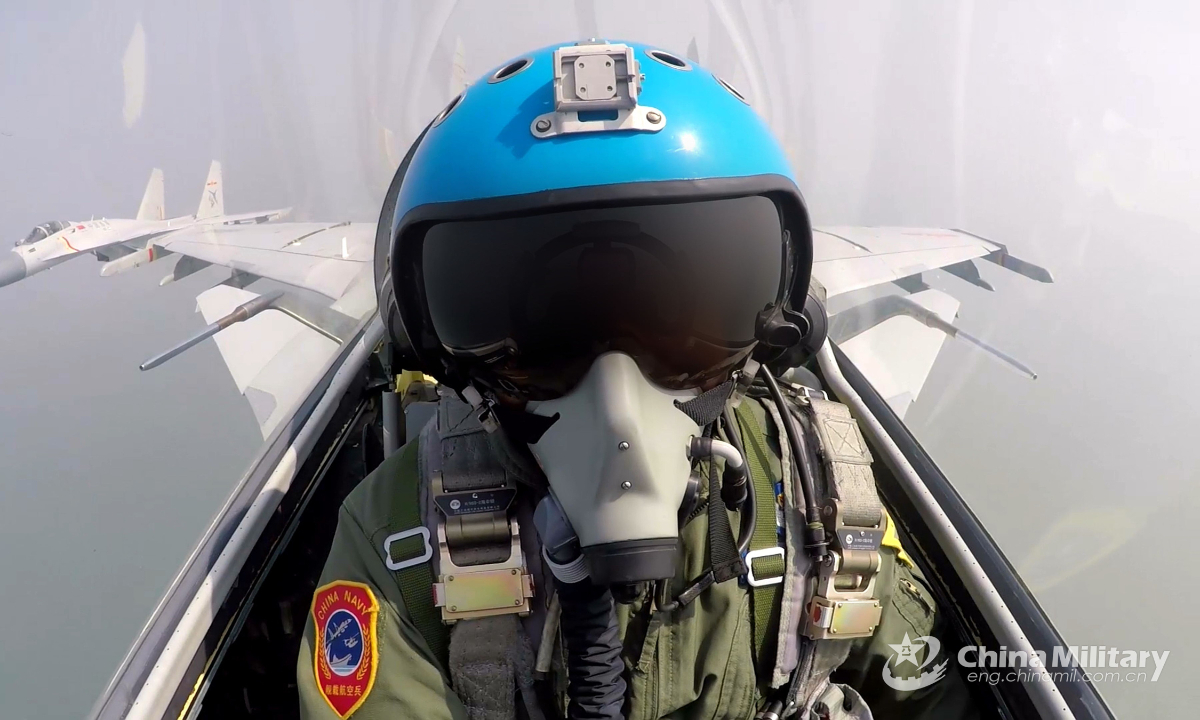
(298, 41, 969, 720)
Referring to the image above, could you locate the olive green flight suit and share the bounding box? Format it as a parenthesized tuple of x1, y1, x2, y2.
(297, 402, 963, 720)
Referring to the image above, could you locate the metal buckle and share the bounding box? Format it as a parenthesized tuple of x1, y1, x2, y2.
(744, 546, 786, 587)
(383, 526, 433, 571)
(784, 381, 827, 403)
(809, 596, 883, 637)
(432, 517, 535, 623)
(794, 385, 827, 401)
(804, 501, 884, 639)
(729, 359, 760, 406)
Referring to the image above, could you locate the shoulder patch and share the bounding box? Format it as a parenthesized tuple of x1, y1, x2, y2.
(311, 580, 379, 717)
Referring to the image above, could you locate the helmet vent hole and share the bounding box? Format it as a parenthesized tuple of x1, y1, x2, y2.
(432, 92, 464, 126)
(646, 49, 691, 70)
(489, 57, 533, 83)
(715, 76, 748, 104)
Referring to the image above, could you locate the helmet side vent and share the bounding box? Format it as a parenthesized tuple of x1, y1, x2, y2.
(488, 57, 533, 84)
(646, 49, 691, 70)
(432, 91, 465, 127)
(715, 76, 748, 104)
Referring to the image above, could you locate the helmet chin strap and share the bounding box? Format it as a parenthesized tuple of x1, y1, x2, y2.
(461, 382, 564, 444)
(460, 383, 503, 434)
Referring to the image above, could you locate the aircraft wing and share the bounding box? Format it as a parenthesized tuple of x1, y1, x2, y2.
(812, 227, 1052, 417)
(813, 227, 1052, 299)
(154, 221, 373, 301)
(145, 221, 377, 439)
(131, 215, 1052, 435)
(194, 285, 342, 437)
(833, 289, 960, 419)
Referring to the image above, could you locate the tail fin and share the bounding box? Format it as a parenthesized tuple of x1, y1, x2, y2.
(136, 168, 165, 220)
(196, 160, 224, 219)
(450, 36, 467, 97)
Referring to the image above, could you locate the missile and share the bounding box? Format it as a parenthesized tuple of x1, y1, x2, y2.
(100, 245, 170, 277)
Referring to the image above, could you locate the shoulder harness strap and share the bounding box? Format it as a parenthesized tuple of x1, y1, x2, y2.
(382, 440, 451, 665)
(732, 382, 892, 715)
(385, 393, 545, 720)
(733, 399, 787, 679)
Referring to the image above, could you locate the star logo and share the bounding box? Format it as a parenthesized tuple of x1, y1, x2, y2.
(888, 633, 926, 667)
(881, 633, 948, 691)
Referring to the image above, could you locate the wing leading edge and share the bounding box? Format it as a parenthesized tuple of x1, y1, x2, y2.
(155, 221, 373, 301)
(813, 227, 1052, 299)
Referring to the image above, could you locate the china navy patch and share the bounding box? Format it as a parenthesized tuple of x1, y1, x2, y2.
(311, 580, 379, 717)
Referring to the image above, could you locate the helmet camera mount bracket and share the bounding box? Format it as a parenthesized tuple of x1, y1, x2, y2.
(530, 41, 666, 139)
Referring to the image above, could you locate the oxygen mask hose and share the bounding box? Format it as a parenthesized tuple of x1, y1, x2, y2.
(759, 366, 828, 561)
(719, 409, 756, 555)
(534, 496, 627, 720)
(690, 431, 755, 554)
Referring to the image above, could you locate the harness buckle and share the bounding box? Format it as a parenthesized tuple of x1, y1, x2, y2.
(432, 517, 535, 624)
(430, 472, 534, 623)
(744, 546, 786, 587)
(803, 500, 884, 640)
(383, 526, 433, 571)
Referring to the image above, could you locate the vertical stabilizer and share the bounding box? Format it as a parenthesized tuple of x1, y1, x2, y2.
(137, 168, 165, 220)
(450, 37, 467, 97)
(196, 160, 224, 220)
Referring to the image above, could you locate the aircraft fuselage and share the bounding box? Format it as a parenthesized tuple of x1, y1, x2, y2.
(1, 216, 191, 288)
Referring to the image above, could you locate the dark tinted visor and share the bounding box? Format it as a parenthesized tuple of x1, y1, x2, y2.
(421, 196, 785, 398)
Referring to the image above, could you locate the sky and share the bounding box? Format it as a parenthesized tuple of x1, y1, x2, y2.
(2, 1, 1198, 718)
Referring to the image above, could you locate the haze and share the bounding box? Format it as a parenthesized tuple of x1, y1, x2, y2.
(1, 2, 1196, 718)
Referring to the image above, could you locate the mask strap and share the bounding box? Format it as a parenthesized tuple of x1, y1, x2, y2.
(673, 379, 734, 425)
(706, 449, 747, 583)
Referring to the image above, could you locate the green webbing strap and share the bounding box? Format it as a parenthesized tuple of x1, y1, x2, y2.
(733, 401, 784, 675)
(386, 441, 450, 668)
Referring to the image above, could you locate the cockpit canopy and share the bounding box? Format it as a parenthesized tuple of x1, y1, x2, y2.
(17, 220, 72, 247)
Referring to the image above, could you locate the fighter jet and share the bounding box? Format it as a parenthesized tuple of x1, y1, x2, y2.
(20, 97, 1071, 720)
(75, 38, 1109, 720)
(0, 161, 287, 289)
(26, 99, 1103, 720)
(76, 149, 1115, 720)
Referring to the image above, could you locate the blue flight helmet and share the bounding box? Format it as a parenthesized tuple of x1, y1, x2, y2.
(376, 40, 815, 400)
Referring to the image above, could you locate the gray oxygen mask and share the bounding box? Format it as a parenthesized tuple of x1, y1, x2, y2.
(525, 352, 701, 585)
